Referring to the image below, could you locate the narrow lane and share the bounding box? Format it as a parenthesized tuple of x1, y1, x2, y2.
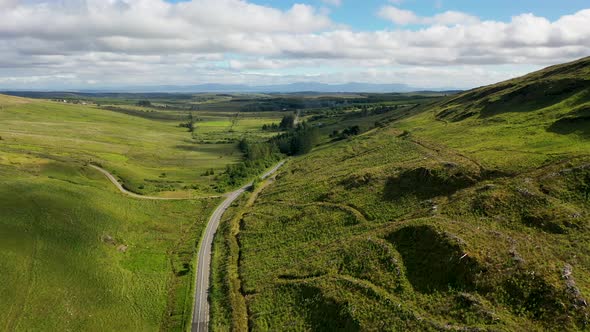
(191, 161, 285, 332)
(89, 164, 220, 200)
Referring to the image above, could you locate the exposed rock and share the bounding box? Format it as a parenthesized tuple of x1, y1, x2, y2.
(102, 235, 116, 245)
(516, 187, 535, 198)
(477, 184, 496, 192)
(563, 264, 588, 308)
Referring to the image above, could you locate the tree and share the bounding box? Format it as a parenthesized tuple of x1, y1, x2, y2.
(279, 114, 296, 130)
(271, 124, 319, 156)
(343, 125, 361, 137)
(180, 112, 196, 132)
(137, 100, 152, 107)
(331, 125, 362, 141)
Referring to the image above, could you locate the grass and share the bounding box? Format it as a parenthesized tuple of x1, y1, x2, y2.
(0, 93, 283, 330)
(0, 97, 283, 197)
(209, 57, 590, 331)
(394, 93, 590, 172)
(394, 57, 590, 172)
(209, 174, 282, 331)
(0, 154, 219, 331)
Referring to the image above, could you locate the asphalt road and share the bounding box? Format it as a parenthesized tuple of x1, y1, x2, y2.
(191, 161, 285, 332)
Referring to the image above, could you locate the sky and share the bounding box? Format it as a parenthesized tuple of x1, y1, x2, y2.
(0, 0, 589, 90)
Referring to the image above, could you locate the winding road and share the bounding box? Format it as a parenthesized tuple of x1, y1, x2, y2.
(89, 164, 220, 200)
(191, 161, 285, 332)
(90, 161, 285, 331)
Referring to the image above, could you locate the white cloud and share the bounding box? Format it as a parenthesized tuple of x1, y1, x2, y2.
(378, 5, 479, 26)
(0, 0, 589, 89)
(378, 6, 418, 25)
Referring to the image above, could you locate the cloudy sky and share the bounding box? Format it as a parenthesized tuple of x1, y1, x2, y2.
(1, 0, 589, 90)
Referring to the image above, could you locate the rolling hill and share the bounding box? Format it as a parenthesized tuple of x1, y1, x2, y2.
(2, 82, 418, 94)
(0, 93, 284, 330)
(211, 57, 590, 331)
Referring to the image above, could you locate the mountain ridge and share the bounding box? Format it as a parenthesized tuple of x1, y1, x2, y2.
(1, 82, 449, 94)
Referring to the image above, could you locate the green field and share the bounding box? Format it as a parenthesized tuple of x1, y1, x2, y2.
(0, 93, 285, 331)
(0, 96, 283, 197)
(0, 153, 219, 331)
(210, 57, 590, 331)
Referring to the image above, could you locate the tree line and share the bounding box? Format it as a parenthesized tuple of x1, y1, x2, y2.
(262, 114, 296, 131)
(216, 120, 319, 190)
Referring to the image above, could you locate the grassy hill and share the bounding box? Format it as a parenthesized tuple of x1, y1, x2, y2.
(0, 96, 282, 197)
(0, 153, 220, 331)
(0, 95, 281, 330)
(211, 57, 590, 330)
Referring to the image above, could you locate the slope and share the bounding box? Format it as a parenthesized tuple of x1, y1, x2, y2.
(214, 57, 590, 331)
(0, 154, 219, 331)
(0, 96, 242, 197)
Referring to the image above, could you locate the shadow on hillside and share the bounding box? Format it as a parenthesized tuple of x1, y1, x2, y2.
(548, 117, 590, 138)
(547, 105, 590, 138)
(479, 79, 590, 118)
(284, 283, 361, 331)
(383, 166, 477, 201)
(386, 225, 482, 294)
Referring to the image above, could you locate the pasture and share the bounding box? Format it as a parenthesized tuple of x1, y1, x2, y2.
(0, 154, 219, 331)
(0, 96, 283, 197)
(0, 93, 282, 330)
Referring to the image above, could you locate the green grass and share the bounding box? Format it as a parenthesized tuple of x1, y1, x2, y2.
(394, 56, 590, 172)
(0, 97, 283, 197)
(209, 57, 590, 331)
(0, 153, 219, 331)
(394, 91, 590, 172)
(0, 93, 284, 331)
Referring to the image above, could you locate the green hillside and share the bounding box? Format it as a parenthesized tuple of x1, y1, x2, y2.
(0, 154, 219, 331)
(0, 95, 279, 331)
(212, 57, 590, 330)
(0, 96, 281, 197)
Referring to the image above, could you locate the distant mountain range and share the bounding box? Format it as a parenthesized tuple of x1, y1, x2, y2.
(120, 82, 419, 93)
(2, 82, 452, 94)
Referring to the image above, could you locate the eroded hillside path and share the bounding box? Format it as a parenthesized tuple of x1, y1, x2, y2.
(191, 161, 285, 332)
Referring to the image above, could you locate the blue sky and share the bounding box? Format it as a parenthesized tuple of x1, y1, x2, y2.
(0, 0, 589, 89)
(169, 0, 590, 30)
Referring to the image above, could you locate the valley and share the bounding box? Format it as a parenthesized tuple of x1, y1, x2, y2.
(1, 57, 589, 331)
(0, 94, 286, 331)
(3, 1, 590, 331)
